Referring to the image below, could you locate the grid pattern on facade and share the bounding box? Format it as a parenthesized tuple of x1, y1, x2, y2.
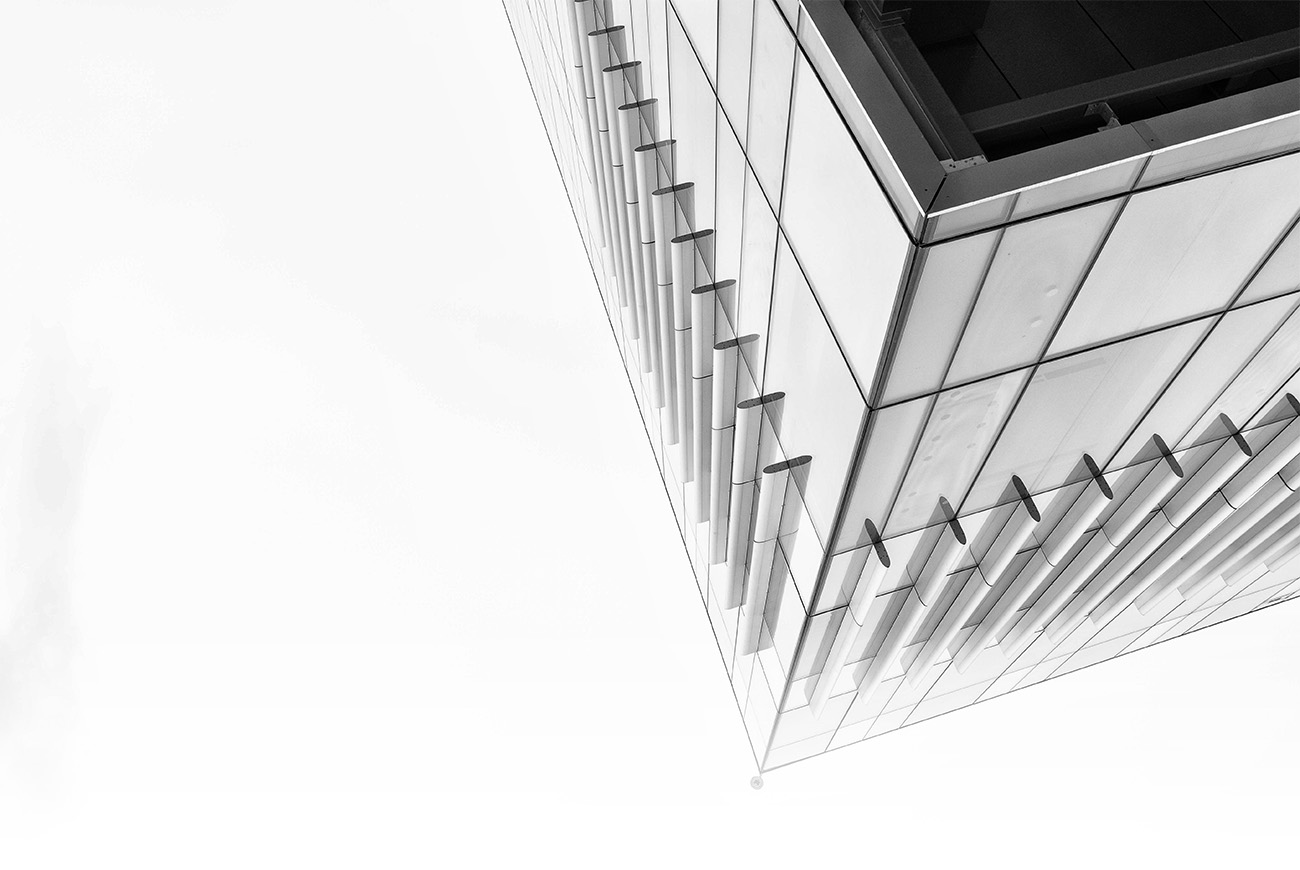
(505, 0, 1300, 772)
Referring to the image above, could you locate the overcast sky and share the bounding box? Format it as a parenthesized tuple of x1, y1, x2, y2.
(0, 1, 1296, 866)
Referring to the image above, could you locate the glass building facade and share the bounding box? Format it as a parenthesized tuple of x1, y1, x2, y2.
(505, 0, 1300, 773)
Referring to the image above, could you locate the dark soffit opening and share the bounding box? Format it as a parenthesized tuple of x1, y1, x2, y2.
(844, 0, 1299, 161)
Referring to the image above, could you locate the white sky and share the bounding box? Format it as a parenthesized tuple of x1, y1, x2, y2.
(0, 1, 1295, 866)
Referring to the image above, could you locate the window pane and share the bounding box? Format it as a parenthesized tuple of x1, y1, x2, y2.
(763, 235, 867, 539)
(737, 165, 778, 385)
(670, 0, 717, 85)
(1240, 219, 1300, 304)
(1009, 156, 1144, 222)
(773, 0, 800, 22)
(782, 54, 912, 397)
(797, 8, 924, 235)
(716, 0, 755, 148)
(645, 0, 673, 136)
(971, 319, 1208, 510)
(1139, 113, 1300, 188)
(1182, 301, 1300, 441)
(745, 0, 796, 206)
(881, 230, 997, 403)
(947, 199, 1120, 384)
(925, 194, 1015, 243)
(833, 396, 932, 554)
(1112, 294, 1300, 464)
(1049, 152, 1300, 354)
(714, 113, 746, 328)
(886, 369, 1030, 535)
(668, 9, 716, 230)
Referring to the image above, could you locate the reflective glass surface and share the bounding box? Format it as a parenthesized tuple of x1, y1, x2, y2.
(736, 165, 778, 382)
(716, 0, 756, 148)
(796, 7, 924, 235)
(782, 53, 911, 395)
(834, 397, 932, 552)
(1240, 218, 1300, 304)
(1113, 294, 1300, 464)
(888, 369, 1029, 534)
(744, 0, 796, 207)
(947, 199, 1120, 385)
(1139, 112, 1300, 188)
(668, 11, 716, 230)
(971, 319, 1207, 509)
(763, 235, 867, 539)
(714, 113, 746, 311)
(669, 0, 717, 84)
(1008, 155, 1145, 222)
(881, 230, 998, 403)
(1183, 302, 1300, 440)
(1050, 152, 1300, 354)
(508, 0, 1300, 773)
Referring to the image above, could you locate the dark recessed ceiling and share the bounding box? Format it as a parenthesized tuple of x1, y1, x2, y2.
(847, 0, 1300, 160)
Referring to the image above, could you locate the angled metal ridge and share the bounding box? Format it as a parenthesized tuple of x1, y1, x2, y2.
(928, 83, 1300, 228)
(802, 1, 1300, 244)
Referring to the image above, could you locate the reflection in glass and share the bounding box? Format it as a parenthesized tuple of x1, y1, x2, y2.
(764, 236, 866, 539)
(716, 0, 756, 147)
(782, 54, 911, 396)
(667, 11, 716, 231)
(1113, 294, 1300, 465)
(713, 117, 746, 330)
(881, 230, 997, 403)
(745, 0, 796, 207)
(1239, 218, 1300, 304)
(796, 9, 924, 235)
(1050, 152, 1300, 354)
(1139, 112, 1300, 189)
(1009, 156, 1145, 222)
(887, 370, 1029, 535)
(1182, 302, 1300, 441)
(972, 320, 1207, 510)
(670, 0, 718, 85)
(833, 398, 931, 554)
(737, 166, 778, 385)
(948, 199, 1120, 385)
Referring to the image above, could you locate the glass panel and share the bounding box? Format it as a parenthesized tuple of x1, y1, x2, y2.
(667, 10, 716, 231)
(714, 113, 746, 321)
(782, 54, 912, 397)
(1183, 302, 1300, 440)
(947, 199, 1121, 385)
(886, 369, 1030, 535)
(1139, 113, 1300, 188)
(736, 165, 778, 385)
(797, 8, 924, 235)
(716, 0, 755, 148)
(745, 0, 796, 207)
(1049, 152, 1300, 354)
(774, 0, 800, 23)
(764, 544, 803, 675)
(1248, 367, 1300, 430)
(1112, 294, 1300, 465)
(670, 0, 718, 84)
(764, 235, 867, 539)
(626, 1, 654, 90)
(971, 319, 1208, 510)
(645, 0, 673, 136)
(881, 230, 997, 403)
(924, 193, 1015, 243)
(832, 397, 931, 554)
(1008, 156, 1145, 222)
(1239, 219, 1300, 304)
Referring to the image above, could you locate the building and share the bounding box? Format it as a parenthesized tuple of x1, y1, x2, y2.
(504, 0, 1300, 777)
